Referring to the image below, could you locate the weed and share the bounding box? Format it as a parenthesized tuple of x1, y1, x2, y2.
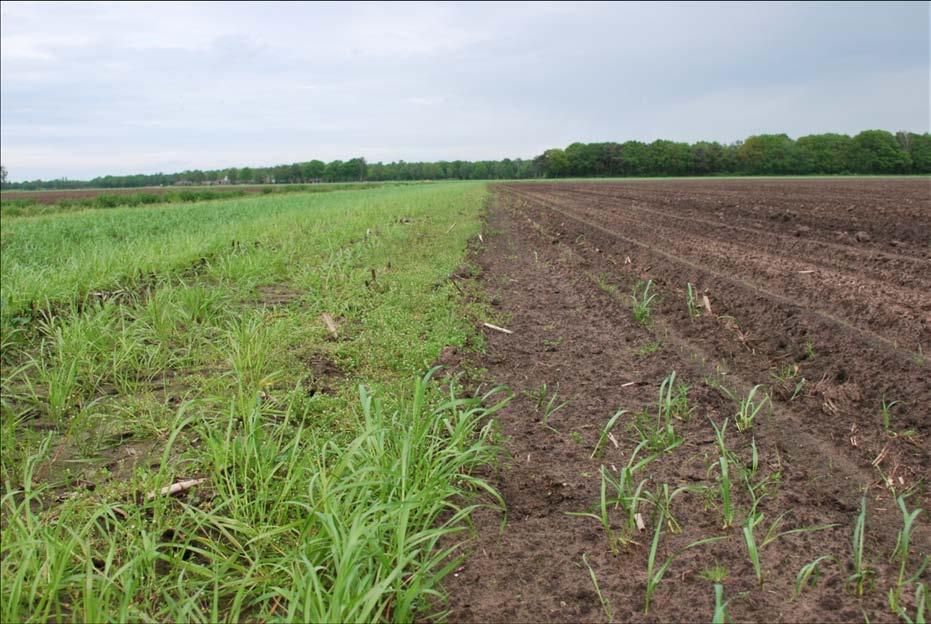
(635, 341, 662, 357)
(570, 430, 583, 445)
(699, 562, 728, 583)
(596, 273, 618, 295)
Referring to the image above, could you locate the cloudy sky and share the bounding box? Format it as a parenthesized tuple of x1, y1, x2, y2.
(1, 1, 928, 181)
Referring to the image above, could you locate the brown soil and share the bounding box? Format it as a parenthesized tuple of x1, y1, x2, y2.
(444, 179, 930, 623)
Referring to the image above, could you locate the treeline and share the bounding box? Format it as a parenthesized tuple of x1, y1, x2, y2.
(535, 130, 930, 178)
(3, 130, 928, 190)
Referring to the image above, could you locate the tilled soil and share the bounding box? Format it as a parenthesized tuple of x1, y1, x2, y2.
(444, 179, 930, 623)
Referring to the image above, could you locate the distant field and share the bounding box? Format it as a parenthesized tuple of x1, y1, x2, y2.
(0, 182, 375, 204)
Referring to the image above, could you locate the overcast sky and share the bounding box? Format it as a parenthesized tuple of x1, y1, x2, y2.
(1, 1, 928, 181)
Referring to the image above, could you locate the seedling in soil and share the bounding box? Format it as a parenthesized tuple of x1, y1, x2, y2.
(686, 283, 703, 318)
(849, 495, 874, 597)
(635, 341, 662, 357)
(898, 583, 926, 624)
(591, 409, 625, 459)
(699, 562, 729, 583)
(596, 273, 618, 295)
(643, 509, 726, 614)
(735, 385, 770, 432)
(526, 383, 569, 430)
(645, 483, 694, 534)
(607, 440, 652, 539)
(710, 419, 736, 528)
(712, 584, 730, 624)
(632, 372, 685, 453)
(794, 555, 836, 598)
(582, 554, 614, 623)
(881, 397, 901, 432)
(743, 509, 838, 589)
(568, 466, 621, 554)
(888, 495, 929, 616)
(804, 339, 816, 360)
(629, 279, 658, 326)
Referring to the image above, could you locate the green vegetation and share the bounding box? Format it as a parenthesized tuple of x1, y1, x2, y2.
(629, 279, 658, 326)
(5, 129, 928, 191)
(0, 182, 506, 621)
(0, 182, 395, 219)
(735, 385, 771, 432)
(631, 372, 684, 453)
(850, 496, 874, 597)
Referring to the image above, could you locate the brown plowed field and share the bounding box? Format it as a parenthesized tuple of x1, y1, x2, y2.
(445, 179, 930, 623)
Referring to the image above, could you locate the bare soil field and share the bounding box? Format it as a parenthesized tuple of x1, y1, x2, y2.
(445, 179, 930, 622)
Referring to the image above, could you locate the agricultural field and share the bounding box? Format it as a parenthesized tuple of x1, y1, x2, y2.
(0, 183, 364, 204)
(0, 182, 505, 621)
(443, 179, 929, 622)
(0, 177, 928, 623)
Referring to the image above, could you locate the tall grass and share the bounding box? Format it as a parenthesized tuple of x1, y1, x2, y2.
(1, 181, 499, 620)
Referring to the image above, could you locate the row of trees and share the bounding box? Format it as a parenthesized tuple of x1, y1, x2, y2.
(3, 130, 928, 190)
(536, 131, 930, 178)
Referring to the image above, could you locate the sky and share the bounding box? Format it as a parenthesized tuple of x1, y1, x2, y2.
(1, 1, 928, 181)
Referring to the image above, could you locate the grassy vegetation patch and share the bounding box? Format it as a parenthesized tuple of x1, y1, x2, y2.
(0, 182, 506, 621)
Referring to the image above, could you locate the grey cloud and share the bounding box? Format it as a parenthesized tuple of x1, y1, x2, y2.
(1, 1, 927, 180)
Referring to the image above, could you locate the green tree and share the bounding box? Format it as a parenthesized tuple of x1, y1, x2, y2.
(796, 134, 852, 173)
(848, 130, 911, 173)
(903, 133, 931, 173)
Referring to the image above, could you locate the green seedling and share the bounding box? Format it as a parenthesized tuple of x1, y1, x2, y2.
(526, 383, 569, 430)
(699, 562, 728, 583)
(889, 495, 929, 616)
(882, 397, 901, 432)
(850, 495, 874, 597)
(743, 509, 838, 588)
(646, 483, 694, 534)
(712, 583, 729, 624)
(632, 371, 685, 453)
(643, 508, 726, 614)
(794, 555, 836, 598)
(710, 419, 735, 528)
(596, 273, 618, 295)
(735, 385, 770, 432)
(635, 341, 662, 357)
(583, 554, 613, 623)
(591, 409, 625, 459)
(686, 283, 702, 318)
(630, 279, 658, 325)
(568, 466, 621, 555)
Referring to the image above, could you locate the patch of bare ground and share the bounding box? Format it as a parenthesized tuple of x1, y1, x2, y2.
(442, 180, 929, 623)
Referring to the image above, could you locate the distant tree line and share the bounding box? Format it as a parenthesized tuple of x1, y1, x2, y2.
(2, 130, 927, 190)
